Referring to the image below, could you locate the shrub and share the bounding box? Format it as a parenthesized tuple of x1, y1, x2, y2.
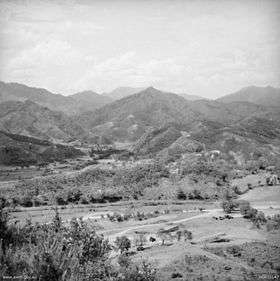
(21, 195, 33, 207)
(120, 261, 158, 281)
(0, 197, 7, 208)
(79, 195, 89, 205)
(266, 214, 280, 231)
(176, 189, 187, 200)
(55, 195, 67, 206)
(252, 211, 267, 228)
(66, 189, 82, 203)
(171, 272, 183, 278)
(240, 204, 257, 219)
(115, 236, 131, 253)
(222, 200, 237, 214)
(0, 206, 158, 280)
(118, 252, 131, 268)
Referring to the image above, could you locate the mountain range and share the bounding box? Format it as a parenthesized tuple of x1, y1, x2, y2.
(76, 86, 279, 142)
(217, 85, 280, 107)
(103, 86, 205, 101)
(0, 81, 279, 161)
(103, 86, 146, 100)
(0, 81, 112, 115)
(69, 90, 112, 113)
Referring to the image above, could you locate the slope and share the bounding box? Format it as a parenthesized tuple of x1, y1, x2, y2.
(217, 86, 280, 107)
(0, 81, 111, 115)
(76, 87, 203, 141)
(0, 130, 83, 166)
(69, 90, 112, 112)
(103, 86, 145, 100)
(0, 100, 90, 142)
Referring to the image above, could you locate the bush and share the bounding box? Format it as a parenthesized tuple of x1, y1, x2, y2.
(222, 200, 237, 214)
(21, 195, 33, 207)
(0, 206, 159, 281)
(171, 272, 183, 278)
(252, 211, 267, 228)
(266, 214, 280, 231)
(176, 189, 187, 200)
(120, 261, 158, 281)
(118, 253, 131, 268)
(55, 195, 67, 206)
(115, 236, 131, 253)
(66, 189, 82, 203)
(79, 195, 89, 205)
(240, 204, 257, 219)
(239, 201, 268, 228)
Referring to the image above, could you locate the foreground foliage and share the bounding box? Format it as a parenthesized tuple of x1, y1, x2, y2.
(0, 206, 158, 281)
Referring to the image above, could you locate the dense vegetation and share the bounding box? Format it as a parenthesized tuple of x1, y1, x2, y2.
(0, 163, 170, 207)
(0, 206, 158, 281)
(0, 131, 84, 166)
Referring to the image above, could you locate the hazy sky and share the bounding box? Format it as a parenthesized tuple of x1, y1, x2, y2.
(0, 0, 279, 98)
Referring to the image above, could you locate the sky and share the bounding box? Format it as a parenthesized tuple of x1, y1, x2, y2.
(0, 0, 279, 98)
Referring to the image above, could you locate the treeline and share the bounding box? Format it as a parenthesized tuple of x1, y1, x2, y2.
(0, 163, 170, 207)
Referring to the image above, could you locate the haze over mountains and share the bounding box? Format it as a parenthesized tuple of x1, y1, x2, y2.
(103, 86, 206, 101)
(0, 100, 90, 142)
(0, 81, 279, 155)
(217, 85, 280, 107)
(103, 87, 146, 100)
(0, 81, 113, 115)
(69, 90, 113, 113)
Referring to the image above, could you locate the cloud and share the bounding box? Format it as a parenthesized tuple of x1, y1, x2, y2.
(0, 0, 280, 97)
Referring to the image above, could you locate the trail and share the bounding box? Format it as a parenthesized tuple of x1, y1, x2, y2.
(103, 203, 280, 241)
(103, 208, 225, 241)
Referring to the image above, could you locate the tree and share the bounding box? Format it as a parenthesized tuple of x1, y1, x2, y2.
(222, 200, 236, 214)
(176, 230, 182, 241)
(115, 236, 131, 253)
(252, 211, 267, 228)
(183, 230, 193, 241)
(52, 208, 62, 232)
(240, 204, 257, 219)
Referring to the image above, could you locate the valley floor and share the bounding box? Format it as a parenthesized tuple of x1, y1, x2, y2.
(8, 185, 280, 281)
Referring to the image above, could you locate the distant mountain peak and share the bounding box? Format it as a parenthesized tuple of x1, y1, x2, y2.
(145, 86, 157, 91)
(70, 90, 101, 99)
(104, 86, 146, 100)
(217, 85, 280, 107)
(138, 86, 162, 95)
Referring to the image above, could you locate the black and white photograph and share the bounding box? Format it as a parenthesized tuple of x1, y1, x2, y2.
(0, 0, 280, 280)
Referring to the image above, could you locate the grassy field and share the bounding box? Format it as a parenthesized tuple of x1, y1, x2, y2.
(1, 154, 280, 280)
(7, 185, 280, 280)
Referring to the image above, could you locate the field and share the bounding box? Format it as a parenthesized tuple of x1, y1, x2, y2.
(1, 153, 280, 281)
(6, 179, 280, 280)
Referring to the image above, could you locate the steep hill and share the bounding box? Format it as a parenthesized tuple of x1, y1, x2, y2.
(188, 117, 280, 163)
(0, 130, 83, 166)
(77, 87, 203, 141)
(70, 90, 112, 112)
(132, 114, 280, 163)
(103, 86, 145, 100)
(190, 100, 271, 124)
(132, 126, 182, 155)
(77, 86, 280, 142)
(0, 100, 90, 142)
(217, 86, 280, 107)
